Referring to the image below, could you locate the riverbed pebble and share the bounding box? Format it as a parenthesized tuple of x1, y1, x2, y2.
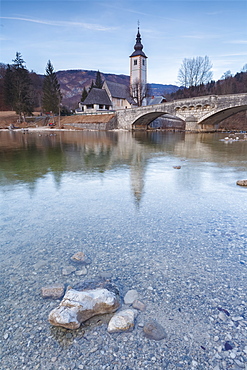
(41, 283, 65, 299)
(61, 266, 76, 275)
(132, 299, 146, 311)
(124, 289, 139, 304)
(143, 319, 167, 341)
(107, 309, 135, 333)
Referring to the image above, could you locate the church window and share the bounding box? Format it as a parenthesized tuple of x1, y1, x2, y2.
(142, 59, 145, 66)
(134, 60, 137, 66)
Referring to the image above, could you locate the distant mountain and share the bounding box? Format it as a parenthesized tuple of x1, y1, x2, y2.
(148, 83, 180, 96)
(56, 69, 180, 108)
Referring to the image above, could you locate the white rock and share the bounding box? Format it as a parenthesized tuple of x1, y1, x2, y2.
(49, 288, 120, 329)
(218, 311, 227, 321)
(124, 290, 139, 305)
(107, 309, 135, 333)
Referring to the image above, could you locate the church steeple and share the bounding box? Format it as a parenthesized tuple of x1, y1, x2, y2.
(130, 27, 147, 58)
(129, 26, 148, 106)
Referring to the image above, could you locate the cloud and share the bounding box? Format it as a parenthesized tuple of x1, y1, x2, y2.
(181, 34, 220, 40)
(226, 40, 247, 45)
(0, 16, 116, 31)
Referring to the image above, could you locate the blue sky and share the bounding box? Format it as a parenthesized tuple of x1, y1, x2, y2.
(1, 0, 246, 85)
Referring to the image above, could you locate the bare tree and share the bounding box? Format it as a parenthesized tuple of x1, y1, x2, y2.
(242, 64, 247, 72)
(177, 56, 213, 88)
(130, 80, 150, 107)
(221, 70, 232, 80)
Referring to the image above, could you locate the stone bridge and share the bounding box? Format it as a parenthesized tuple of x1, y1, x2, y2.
(116, 93, 247, 131)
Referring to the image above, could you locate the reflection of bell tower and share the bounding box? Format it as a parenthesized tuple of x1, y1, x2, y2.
(130, 26, 148, 106)
(130, 152, 146, 206)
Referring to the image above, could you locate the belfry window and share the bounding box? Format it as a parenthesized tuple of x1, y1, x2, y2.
(142, 59, 145, 66)
(134, 60, 137, 66)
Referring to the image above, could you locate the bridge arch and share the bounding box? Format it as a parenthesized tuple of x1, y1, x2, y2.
(132, 111, 185, 130)
(132, 111, 170, 129)
(198, 104, 247, 127)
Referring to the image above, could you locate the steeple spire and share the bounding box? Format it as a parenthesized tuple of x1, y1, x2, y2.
(130, 26, 147, 58)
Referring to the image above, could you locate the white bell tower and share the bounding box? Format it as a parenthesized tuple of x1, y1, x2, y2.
(130, 26, 147, 106)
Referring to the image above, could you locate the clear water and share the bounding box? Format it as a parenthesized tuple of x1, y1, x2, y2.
(1, 130, 247, 369)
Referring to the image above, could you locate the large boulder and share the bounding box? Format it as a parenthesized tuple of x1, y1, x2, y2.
(48, 287, 120, 329)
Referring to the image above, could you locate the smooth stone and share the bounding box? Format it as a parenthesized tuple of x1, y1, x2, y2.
(107, 309, 135, 333)
(218, 311, 228, 321)
(99, 271, 112, 280)
(48, 287, 120, 329)
(41, 284, 65, 299)
(71, 251, 91, 265)
(75, 267, 88, 276)
(62, 266, 76, 275)
(143, 319, 167, 341)
(236, 180, 247, 186)
(124, 289, 139, 305)
(132, 299, 146, 311)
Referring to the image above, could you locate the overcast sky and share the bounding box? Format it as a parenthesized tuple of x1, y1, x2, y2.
(1, 0, 246, 85)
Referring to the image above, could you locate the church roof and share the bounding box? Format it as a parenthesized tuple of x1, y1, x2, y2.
(104, 80, 129, 99)
(146, 96, 167, 105)
(82, 88, 112, 106)
(130, 27, 147, 58)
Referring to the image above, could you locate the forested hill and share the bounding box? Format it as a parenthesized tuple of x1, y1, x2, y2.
(166, 70, 247, 101)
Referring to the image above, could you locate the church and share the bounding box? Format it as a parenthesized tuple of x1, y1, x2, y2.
(78, 27, 165, 113)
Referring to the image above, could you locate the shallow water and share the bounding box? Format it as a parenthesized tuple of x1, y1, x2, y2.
(1, 130, 247, 369)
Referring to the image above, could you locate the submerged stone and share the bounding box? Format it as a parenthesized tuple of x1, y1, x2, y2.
(71, 251, 91, 265)
(41, 284, 65, 299)
(236, 179, 247, 186)
(143, 319, 167, 341)
(124, 289, 139, 305)
(48, 287, 120, 329)
(108, 309, 135, 333)
(62, 266, 76, 276)
(132, 299, 146, 311)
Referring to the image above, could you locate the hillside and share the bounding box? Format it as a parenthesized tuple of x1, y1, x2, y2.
(56, 69, 179, 108)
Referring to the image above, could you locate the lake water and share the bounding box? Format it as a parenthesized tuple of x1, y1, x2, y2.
(1, 129, 247, 369)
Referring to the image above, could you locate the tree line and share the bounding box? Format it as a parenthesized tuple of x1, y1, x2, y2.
(1, 52, 62, 122)
(166, 57, 247, 101)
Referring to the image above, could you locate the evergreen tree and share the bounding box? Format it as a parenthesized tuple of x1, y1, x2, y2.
(4, 52, 34, 122)
(42, 60, 62, 114)
(95, 70, 103, 89)
(3, 64, 15, 110)
(81, 86, 88, 102)
(89, 80, 95, 92)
